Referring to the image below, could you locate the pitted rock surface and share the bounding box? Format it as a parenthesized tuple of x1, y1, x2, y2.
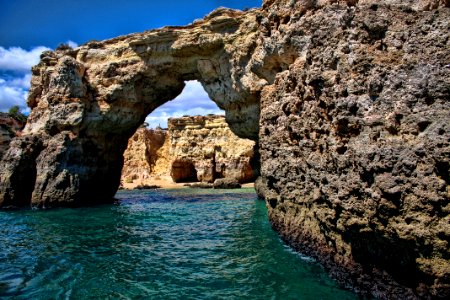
(0, 0, 449, 298)
(256, 0, 449, 298)
(168, 115, 256, 183)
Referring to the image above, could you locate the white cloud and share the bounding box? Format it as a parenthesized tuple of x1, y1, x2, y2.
(174, 80, 210, 101)
(0, 46, 51, 72)
(145, 80, 224, 128)
(8, 74, 32, 89)
(0, 84, 28, 111)
(0, 45, 51, 112)
(0, 74, 33, 112)
(66, 40, 78, 49)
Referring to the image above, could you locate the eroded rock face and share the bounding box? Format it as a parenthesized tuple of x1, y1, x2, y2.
(121, 127, 167, 183)
(256, 0, 449, 298)
(0, 0, 449, 298)
(120, 115, 257, 184)
(168, 115, 257, 183)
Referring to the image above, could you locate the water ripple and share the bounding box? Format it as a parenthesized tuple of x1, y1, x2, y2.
(0, 188, 356, 299)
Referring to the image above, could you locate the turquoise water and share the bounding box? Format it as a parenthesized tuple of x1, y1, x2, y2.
(0, 188, 356, 299)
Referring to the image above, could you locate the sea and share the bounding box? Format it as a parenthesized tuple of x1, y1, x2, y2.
(0, 188, 357, 299)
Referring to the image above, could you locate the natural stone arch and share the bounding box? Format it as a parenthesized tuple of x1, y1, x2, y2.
(1, 1, 449, 298)
(0, 8, 264, 208)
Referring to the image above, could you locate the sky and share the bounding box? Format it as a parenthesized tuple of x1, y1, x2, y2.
(0, 0, 262, 127)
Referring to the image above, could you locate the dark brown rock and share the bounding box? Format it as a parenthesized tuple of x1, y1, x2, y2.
(257, 0, 450, 298)
(0, 135, 43, 208)
(0, 112, 26, 160)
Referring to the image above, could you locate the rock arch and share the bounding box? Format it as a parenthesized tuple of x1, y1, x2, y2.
(1, 1, 449, 298)
(0, 8, 263, 208)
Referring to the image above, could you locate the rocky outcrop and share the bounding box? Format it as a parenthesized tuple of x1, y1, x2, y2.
(256, 0, 450, 298)
(0, 113, 26, 159)
(168, 115, 256, 183)
(121, 127, 166, 183)
(0, 7, 262, 209)
(213, 178, 242, 189)
(121, 115, 257, 184)
(0, 0, 449, 298)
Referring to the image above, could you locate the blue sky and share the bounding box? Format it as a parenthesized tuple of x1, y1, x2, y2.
(0, 0, 262, 127)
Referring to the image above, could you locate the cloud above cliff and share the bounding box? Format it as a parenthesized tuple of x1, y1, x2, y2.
(145, 80, 224, 128)
(0, 45, 50, 112)
(0, 46, 50, 72)
(0, 44, 224, 124)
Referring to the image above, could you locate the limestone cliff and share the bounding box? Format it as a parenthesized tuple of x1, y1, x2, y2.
(168, 115, 256, 183)
(256, 0, 450, 298)
(121, 127, 167, 183)
(0, 0, 449, 298)
(121, 115, 256, 185)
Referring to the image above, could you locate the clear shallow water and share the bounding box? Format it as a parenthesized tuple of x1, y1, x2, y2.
(0, 188, 356, 299)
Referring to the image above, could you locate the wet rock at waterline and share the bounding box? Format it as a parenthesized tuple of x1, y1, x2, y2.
(0, 0, 449, 298)
(256, 0, 450, 298)
(213, 178, 242, 189)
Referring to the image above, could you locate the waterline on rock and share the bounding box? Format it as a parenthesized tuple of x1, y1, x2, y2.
(0, 189, 356, 299)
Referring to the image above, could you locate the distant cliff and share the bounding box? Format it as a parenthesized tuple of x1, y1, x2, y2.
(121, 127, 167, 183)
(1, 0, 448, 297)
(121, 115, 257, 185)
(0, 113, 26, 159)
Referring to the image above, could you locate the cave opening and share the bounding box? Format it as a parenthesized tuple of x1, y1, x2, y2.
(121, 80, 258, 189)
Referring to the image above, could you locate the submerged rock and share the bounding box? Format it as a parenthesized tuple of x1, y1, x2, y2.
(213, 178, 241, 189)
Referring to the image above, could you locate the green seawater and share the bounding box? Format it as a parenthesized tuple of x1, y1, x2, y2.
(0, 188, 357, 299)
